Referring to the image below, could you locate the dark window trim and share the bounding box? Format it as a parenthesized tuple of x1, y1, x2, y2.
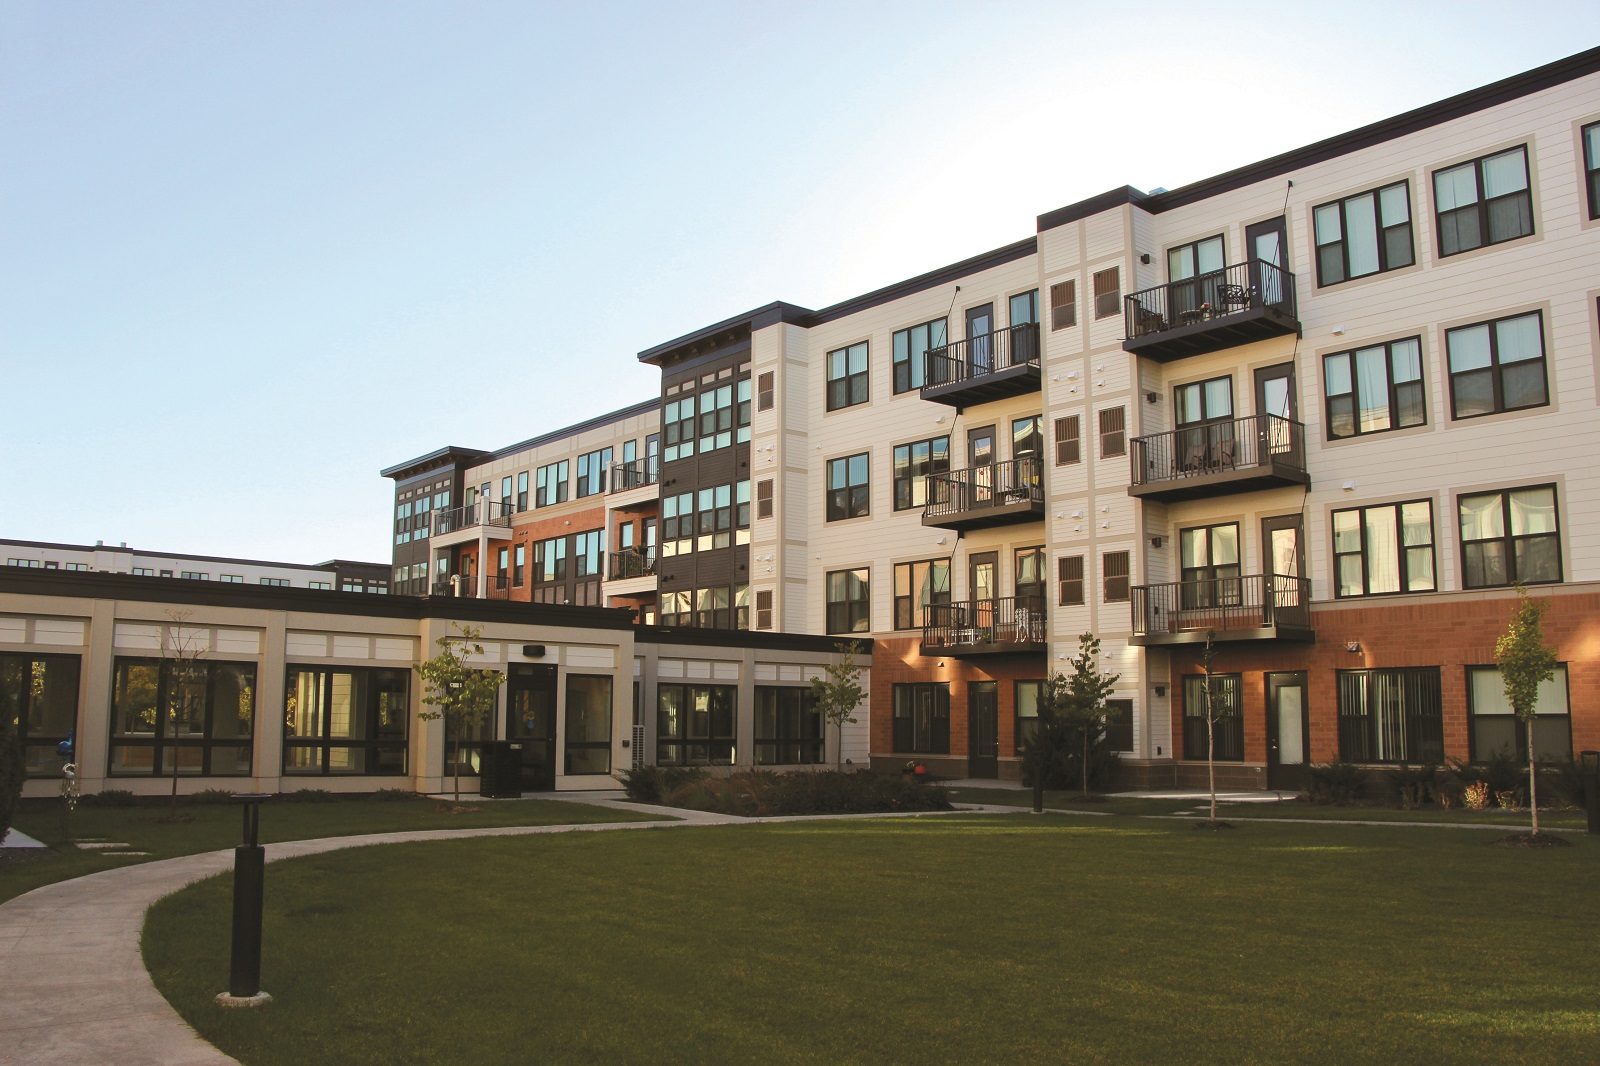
(1, 651, 81, 778)
(826, 452, 871, 522)
(1465, 663, 1572, 761)
(1336, 667, 1443, 764)
(754, 686, 824, 766)
(1458, 483, 1563, 589)
(1584, 120, 1600, 220)
(657, 682, 737, 766)
(1331, 499, 1436, 598)
(281, 663, 410, 777)
(1431, 144, 1535, 257)
(1323, 335, 1427, 440)
(826, 340, 870, 411)
(1181, 674, 1243, 762)
(891, 436, 951, 512)
(893, 557, 951, 631)
(1312, 180, 1414, 286)
(1445, 310, 1549, 420)
(108, 657, 257, 778)
(825, 567, 871, 634)
(891, 681, 950, 755)
(891, 317, 948, 394)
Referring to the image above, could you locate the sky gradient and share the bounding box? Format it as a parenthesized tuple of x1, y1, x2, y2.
(1, 1, 1588, 564)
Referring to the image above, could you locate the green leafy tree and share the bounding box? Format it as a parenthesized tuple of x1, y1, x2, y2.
(1056, 633, 1121, 798)
(810, 642, 865, 771)
(1494, 587, 1557, 836)
(416, 624, 507, 802)
(1019, 672, 1074, 814)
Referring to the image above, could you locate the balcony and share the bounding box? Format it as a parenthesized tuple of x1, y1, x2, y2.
(609, 456, 659, 492)
(608, 547, 658, 581)
(1130, 574, 1312, 646)
(921, 321, 1041, 409)
(429, 574, 512, 600)
(1123, 260, 1299, 362)
(1129, 414, 1308, 503)
(429, 500, 514, 548)
(923, 458, 1044, 532)
(921, 597, 1047, 658)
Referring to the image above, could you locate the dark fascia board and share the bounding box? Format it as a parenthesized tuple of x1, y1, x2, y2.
(482, 397, 661, 462)
(314, 559, 393, 572)
(1, 539, 353, 575)
(637, 302, 814, 366)
(804, 236, 1038, 326)
(636, 624, 874, 655)
(379, 446, 492, 481)
(1038, 45, 1600, 230)
(0, 569, 638, 631)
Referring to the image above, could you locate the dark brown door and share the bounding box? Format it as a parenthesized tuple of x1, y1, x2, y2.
(967, 681, 998, 779)
(969, 552, 997, 636)
(1266, 671, 1309, 790)
(1261, 513, 1305, 622)
(968, 426, 995, 507)
(966, 303, 995, 373)
(507, 664, 558, 791)
(1245, 216, 1288, 309)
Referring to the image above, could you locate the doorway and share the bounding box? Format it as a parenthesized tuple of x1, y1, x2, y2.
(1261, 513, 1305, 618)
(1245, 216, 1288, 308)
(1254, 362, 1298, 460)
(507, 663, 558, 791)
(966, 303, 994, 373)
(968, 426, 995, 507)
(967, 681, 999, 778)
(1266, 671, 1309, 790)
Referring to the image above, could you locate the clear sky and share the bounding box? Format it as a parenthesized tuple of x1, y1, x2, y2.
(1, 1, 1588, 565)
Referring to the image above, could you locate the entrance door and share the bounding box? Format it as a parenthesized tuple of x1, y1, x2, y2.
(967, 681, 999, 778)
(1254, 362, 1297, 460)
(1261, 513, 1305, 621)
(1266, 671, 1309, 790)
(1245, 216, 1288, 309)
(969, 552, 997, 637)
(966, 303, 994, 374)
(506, 664, 558, 791)
(968, 426, 995, 507)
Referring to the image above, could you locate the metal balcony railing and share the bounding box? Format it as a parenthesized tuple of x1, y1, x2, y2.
(609, 456, 660, 492)
(429, 573, 510, 599)
(926, 321, 1040, 388)
(1131, 414, 1305, 487)
(1124, 259, 1296, 340)
(922, 596, 1047, 652)
(431, 499, 514, 537)
(608, 547, 658, 581)
(923, 457, 1043, 521)
(1131, 574, 1310, 640)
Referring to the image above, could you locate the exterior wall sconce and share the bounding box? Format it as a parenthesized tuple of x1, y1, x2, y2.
(1345, 641, 1361, 653)
(1154, 684, 1167, 697)
(1139, 253, 1152, 264)
(1150, 535, 1164, 548)
(1146, 391, 1158, 403)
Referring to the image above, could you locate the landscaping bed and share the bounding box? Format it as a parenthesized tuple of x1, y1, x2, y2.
(620, 767, 953, 816)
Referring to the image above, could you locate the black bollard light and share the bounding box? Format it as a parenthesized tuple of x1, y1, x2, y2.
(216, 793, 273, 1008)
(1581, 751, 1599, 836)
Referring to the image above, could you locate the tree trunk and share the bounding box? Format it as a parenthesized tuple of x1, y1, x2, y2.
(1082, 729, 1091, 798)
(453, 729, 462, 804)
(1032, 781, 1044, 814)
(1527, 717, 1539, 836)
(1208, 717, 1217, 824)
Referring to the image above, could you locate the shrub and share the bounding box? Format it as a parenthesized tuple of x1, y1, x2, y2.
(1306, 761, 1367, 805)
(1462, 781, 1490, 810)
(187, 788, 237, 805)
(279, 788, 337, 803)
(371, 788, 421, 802)
(651, 769, 952, 817)
(84, 788, 138, 808)
(0, 718, 23, 844)
(619, 765, 707, 804)
(1538, 761, 1589, 810)
(1451, 749, 1523, 801)
(1387, 763, 1442, 809)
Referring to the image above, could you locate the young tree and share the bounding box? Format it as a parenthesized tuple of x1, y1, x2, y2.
(159, 610, 207, 819)
(0, 697, 23, 847)
(810, 641, 865, 771)
(416, 623, 507, 803)
(1056, 633, 1121, 798)
(1019, 672, 1074, 814)
(1494, 587, 1557, 837)
(1199, 631, 1228, 826)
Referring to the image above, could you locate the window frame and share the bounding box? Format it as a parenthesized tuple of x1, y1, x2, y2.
(826, 452, 871, 522)
(826, 341, 870, 411)
(1445, 311, 1548, 420)
(1049, 280, 1076, 330)
(1102, 551, 1130, 603)
(1054, 415, 1080, 466)
(754, 687, 824, 765)
(825, 567, 871, 634)
(107, 657, 257, 778)
(1312, 180, 1415, 286)
(1323, 336, 1427, 440)
(1058, 555, 1084, 606)
(0, 652, 81, 777)
(1584, 121, 1600, 221)
(893, 558, 951, 630)
(1098, 406, 1126, 458)
(281, 664, 409, 776)
(1181, 674, 1242, 762)
(1092, 267, 1120, 319)
(892, 682, 949, 755)
(656, 683, 736, 766)
(1458, 484, 1562, 589)
(1432, 145, 1535, 256)
(891, 436, 950, 511)
(1331, 499, 1436, 598)
(892, 318, 948, 394)
(563, 674, 613, 776)
(1466, 663, 1572, 761)
(1336, 667, 1443, 764)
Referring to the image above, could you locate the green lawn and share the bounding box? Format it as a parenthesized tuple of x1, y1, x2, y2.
(145, 815, 1598, 1065)
(1, 796, 664, 904)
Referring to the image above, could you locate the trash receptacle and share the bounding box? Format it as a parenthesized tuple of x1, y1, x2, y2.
(479, 741, 524, 799)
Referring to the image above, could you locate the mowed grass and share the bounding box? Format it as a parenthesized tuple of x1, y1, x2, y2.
(1, 797, 664, 903)
(145, 815, 1599, 1066)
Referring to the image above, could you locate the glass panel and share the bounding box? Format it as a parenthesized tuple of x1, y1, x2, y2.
(1344, 192, 1379, 276)
(1168, 245, 1195, 281)
(1390, 339, 1421, 383)
(1495, 314, 1542, 363)
(1447, 325, 1491, 372)
(1459, 494, 1504, 539)
(1378, 183, 1410, 225)
(1180, 528, 1208, 569)
(1324, 353, 1352, 396)
(114, 662, 160, 736)
(1203, 378, 1232, 418)
(1211, 525, 1239, 566)
(1355, 346, 1391, 432)
(1313, 203, 1341, 244)
(1433, 163, 1478, 211)
(1509, 488, 1556, 535)
(30, 658, 79, 737)
(1195, 236, 1224, 275)
(1332, 510, 1362, 553)
(1276, 687, 1304, 765)
(210, 664, 255, 741)
(1482, 148, 1528, 196)
(1364, 507, 1400, 594)
(1501, 361, 1545, 409)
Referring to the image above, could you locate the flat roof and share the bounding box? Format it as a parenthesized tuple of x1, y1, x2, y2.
(0, 538, 384, 574)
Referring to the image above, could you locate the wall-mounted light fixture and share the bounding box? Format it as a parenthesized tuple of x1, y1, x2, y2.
(1150, 535, 1164, 548)
(1139, 253, 1152, 265)
(1154, 684, 1166, 697)
(1345, 641, 1361, 653)
(1146, 391, 1159, 404)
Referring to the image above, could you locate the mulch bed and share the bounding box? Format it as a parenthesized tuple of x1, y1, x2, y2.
(1493, 832, 1574, 848)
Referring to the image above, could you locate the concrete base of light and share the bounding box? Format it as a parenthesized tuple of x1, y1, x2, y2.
(214, 991, 272, 1009)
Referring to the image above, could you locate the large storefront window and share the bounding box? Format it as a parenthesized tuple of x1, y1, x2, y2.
(657, 684, 735, 766)
(754, 687, 823, 765)
(1182, 675, 1242, 762)
(109, 658, 255, 777)
(0, 653, 80, 777)
(1336, 668, 1442, 764)
(565, 674, 613, 775)
(892, 683, 949, 754)
(284, 666, 408, 775)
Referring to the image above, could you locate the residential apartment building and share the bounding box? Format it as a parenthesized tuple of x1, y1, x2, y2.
(376, 47, 1600, 787)
(1, 538, 388, 593)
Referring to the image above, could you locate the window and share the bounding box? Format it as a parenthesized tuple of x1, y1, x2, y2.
(1104, 699, 1134, 753)
(661, 491, 694, 557)
(663, 398, 695, 462)
(1050, 280, 1076, 330)
(536, 461, 568, 506)
(1337, 668, 1442, 764)
(1333, 501, 1435, 597)
(1058, 556, 1084, 606)
(892, 683, 949, 754)
(757, 371, 774, 411)
(179, 571, 208, 580)
(756, 478, 773, 519)
(736, 377, 752, 444)
(1167, 235, 1224, 284)
(1015, 547, 1046, 610)
(1468, 665, 1571, 761)
(1054, 415, 1080, 466)
(893, 559, 950, 629)
(283, 665, 409, 775)
(1459, 485, 1561, 588)
(534, 536, 568, 584)
(1014, 680, 1044, 753)
(826, 341, 869, 410)
(755, 688, 823, 765)
(1010, 289, 1038, 326)
(1098, 407, 1126, 458)
(573, 530, 603, 579)
(564, 675, 612, 775)
(1324, 337, 1426, 438)
(132, 567, 156, 577)
(1446, 311, 1547, 418)
(657, 684, 736, 765)
(259, 577, 289, 587)
(659, 590, 691, 627)
(109, 658, 256, 777)
(308, 581, 332, 590)
(1102, 551, 1129, 602)
(1433, 146, 1534, 255)
(515, 471, 528, 511)
(698, 383, 735, 452)
(893, 318, 948, 393)
(755, 589, 773, 630)
(576, 448, 612, 497)
(1012, 416, 1043, 461)
(220, 574, 242, 583)
(827, 453, 870, 521)
(694, 586, 731, 629)
(826, 568, 870, 634)
(1183, 675, 1242, 761)
(1092, 267, 1120, 319)
(892, 437, 949, 511)
(1180, 524, 1240, 608)
(1313, 181, 1414, 285)
(500, 476, 512, 510)
(513, 544, 525, 586)
(1585, 121, 1600, 220)
(61, 562, 86, 571)
(0, 653, 80, 776)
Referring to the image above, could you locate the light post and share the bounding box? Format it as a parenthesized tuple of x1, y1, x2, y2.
(216, 793, 272, 1008)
